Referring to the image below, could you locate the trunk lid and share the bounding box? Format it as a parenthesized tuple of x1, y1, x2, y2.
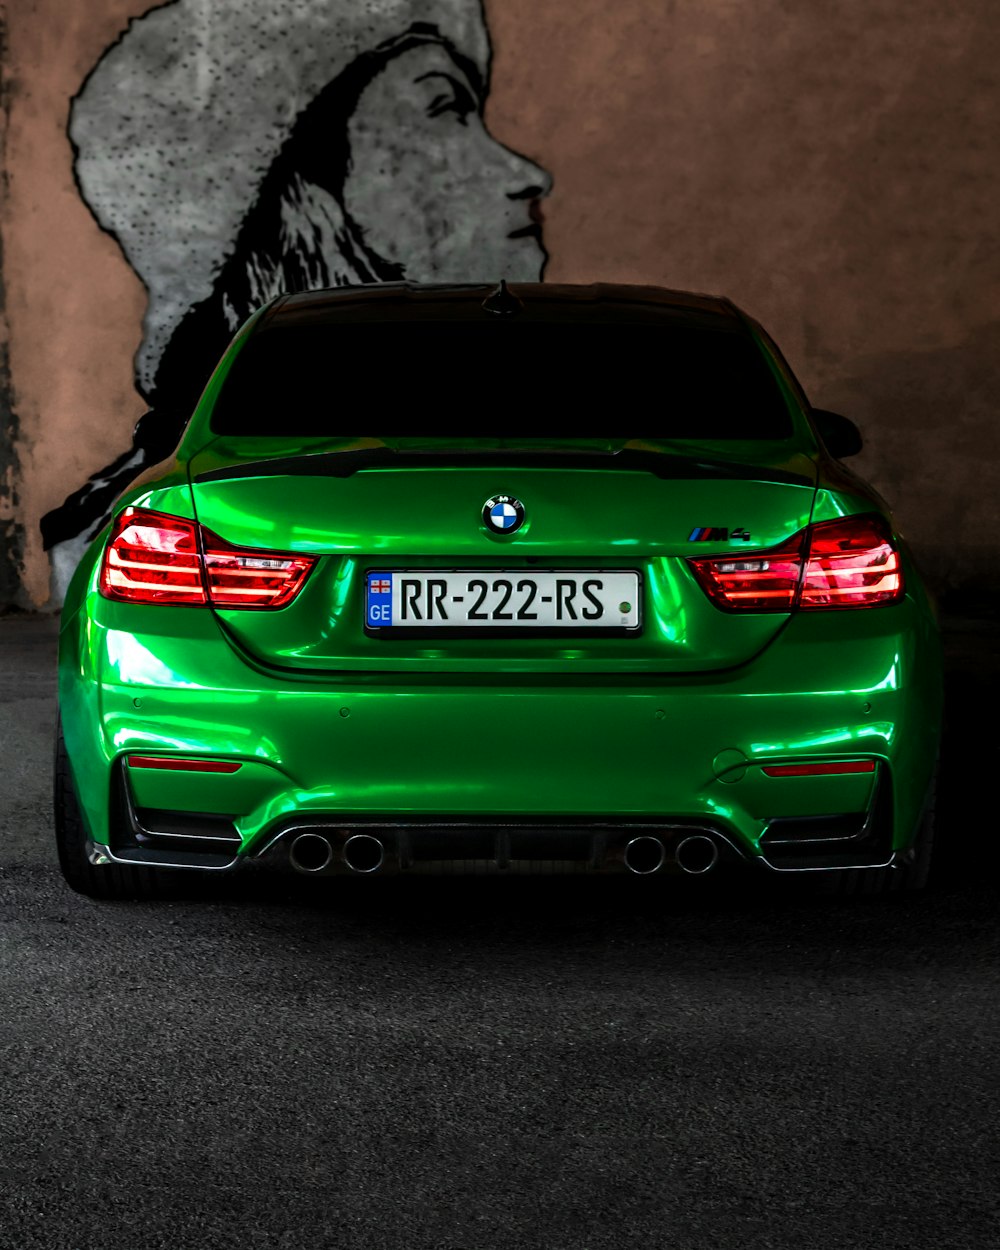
(187, 439, 817, 674)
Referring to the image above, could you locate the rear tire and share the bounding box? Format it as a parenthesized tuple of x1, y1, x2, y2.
(824, 767, 936, 897)
(54, 719, 168, 901)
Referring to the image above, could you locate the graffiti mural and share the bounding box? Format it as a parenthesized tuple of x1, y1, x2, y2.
(41, 0, 551, 599)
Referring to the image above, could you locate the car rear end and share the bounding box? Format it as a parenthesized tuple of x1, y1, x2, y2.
(56, 283, 942, 895)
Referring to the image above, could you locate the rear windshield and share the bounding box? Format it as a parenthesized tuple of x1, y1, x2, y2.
(209, 322, 794, 439)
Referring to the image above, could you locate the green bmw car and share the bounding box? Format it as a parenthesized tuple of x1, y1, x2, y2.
(55, 281, 942, 899)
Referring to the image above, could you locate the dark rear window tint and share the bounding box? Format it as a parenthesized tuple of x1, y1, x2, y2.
(209, 322, 794, 439)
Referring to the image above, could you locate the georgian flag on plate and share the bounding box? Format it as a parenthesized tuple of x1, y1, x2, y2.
(366, 572, 393, 628)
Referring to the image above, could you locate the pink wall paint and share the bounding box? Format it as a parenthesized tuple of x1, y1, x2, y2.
(3, 0, 999, 603)
(484, 0, 1000, 591)
(4, 3, 148, 605)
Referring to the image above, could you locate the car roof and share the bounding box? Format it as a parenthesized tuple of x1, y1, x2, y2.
(261, 282, 747, 332)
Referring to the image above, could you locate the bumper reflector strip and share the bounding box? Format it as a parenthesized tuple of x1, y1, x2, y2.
(762, 760, 876, 778)
(126, 756, 243, 774)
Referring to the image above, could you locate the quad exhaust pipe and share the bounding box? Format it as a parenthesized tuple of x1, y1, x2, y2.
(342, 834, 385, 874)
(288, 830, 386, 874)
(622, 832, 720, 875)
(288, 828, 718, 877)
(288, 831, 334, 874)
(623, 836, 667, 875)
(674, 834, 720, 875)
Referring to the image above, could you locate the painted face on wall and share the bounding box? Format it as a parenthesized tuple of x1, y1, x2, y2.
(43, 1, 554, 601)
(68, 0, 551, 396)
(342, 42, 550, 284)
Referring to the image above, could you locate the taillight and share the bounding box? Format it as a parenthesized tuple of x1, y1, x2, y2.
(687, 535, 806, 612)
(762, 760, 876, 777)
(798, 515, 902, 609)
(100, 508, 316, 609)
(688, 514, 903, 612)
(201, 530, 316, 609)
(100, 509, 206, 605)
(126, 755, 243, 773)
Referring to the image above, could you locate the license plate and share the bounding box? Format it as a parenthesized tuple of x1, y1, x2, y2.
(365, 570, 641, 632)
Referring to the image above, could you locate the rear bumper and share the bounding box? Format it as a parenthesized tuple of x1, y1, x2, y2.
(87, 817, 755, 877)
(87, 779, 896, 877)
(60, 591, 941, 876)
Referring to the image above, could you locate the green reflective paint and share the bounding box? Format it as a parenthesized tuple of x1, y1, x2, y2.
(185, 467, 818, 674)
(60, 552, 941, 862)
(58, 324, 942, 870)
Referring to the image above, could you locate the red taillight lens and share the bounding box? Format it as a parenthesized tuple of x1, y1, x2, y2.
(688, 536, 807, 612)
(798, 515, 902, 609)
(100, 509, 207, 605)
(100, 508, 316, 609)
(688, 514, 904, 612)
(762, 760, 876, 777)
(201, 528, 316, 609)
(126, 755, 243, 773)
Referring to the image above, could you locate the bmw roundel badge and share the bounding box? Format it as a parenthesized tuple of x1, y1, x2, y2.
(483, 494, 525, 535)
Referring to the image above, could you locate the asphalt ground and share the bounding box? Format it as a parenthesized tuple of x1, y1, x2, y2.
(0, 608, 998, 1250)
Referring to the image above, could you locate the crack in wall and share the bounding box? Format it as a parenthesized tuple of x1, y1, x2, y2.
(0, 2, 26, 610)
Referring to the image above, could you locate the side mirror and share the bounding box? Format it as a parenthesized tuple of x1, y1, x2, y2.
(812, 408, 863, 459)
(132, 408, 189, 458)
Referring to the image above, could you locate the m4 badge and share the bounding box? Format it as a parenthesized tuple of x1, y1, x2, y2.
(688, 527, 753, 542)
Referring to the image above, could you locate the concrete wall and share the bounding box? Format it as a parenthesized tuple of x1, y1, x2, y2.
(2, 0, 999, 605)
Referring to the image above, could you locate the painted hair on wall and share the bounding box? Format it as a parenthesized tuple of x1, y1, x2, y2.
(41, 0, 552, 599)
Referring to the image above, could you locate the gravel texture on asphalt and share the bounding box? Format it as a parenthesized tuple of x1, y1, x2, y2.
(0, 610, 997, 1250)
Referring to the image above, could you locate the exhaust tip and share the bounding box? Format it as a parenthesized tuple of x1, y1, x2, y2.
(289, 832, 334, 874)
(623, 835, 666, 875)
(675, 834, 719, 876)
(343, 833, 385, 875)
